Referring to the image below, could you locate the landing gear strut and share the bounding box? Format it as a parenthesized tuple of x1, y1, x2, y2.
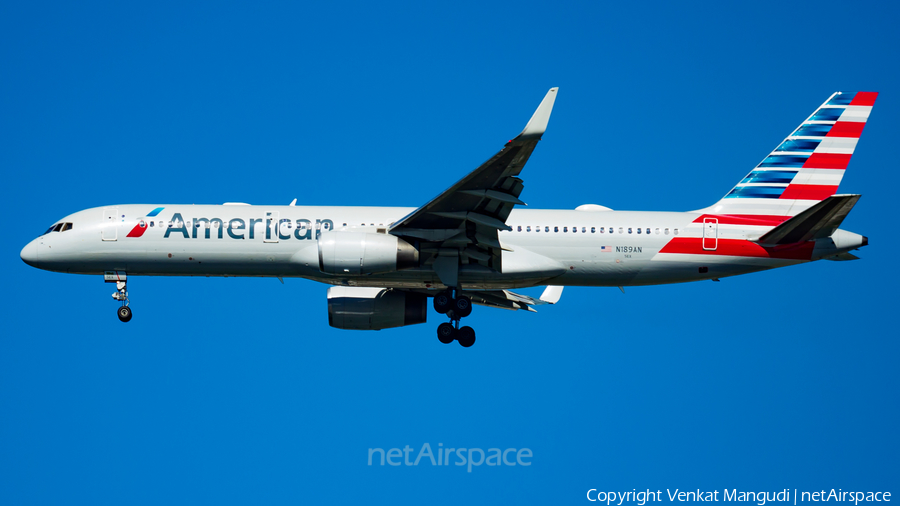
(106, 271, 132, 322)
(434, 288, 475, 347)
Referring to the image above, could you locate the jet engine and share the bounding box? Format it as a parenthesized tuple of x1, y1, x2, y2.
(326, 286, 427, 330)
(318, 231, 418, 275)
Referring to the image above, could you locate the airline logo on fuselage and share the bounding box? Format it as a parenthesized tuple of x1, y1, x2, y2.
(129, 210, 335, 241)
(126, 207, 165, 238)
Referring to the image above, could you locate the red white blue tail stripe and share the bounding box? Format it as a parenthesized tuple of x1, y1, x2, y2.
(702, 92, 877, 217)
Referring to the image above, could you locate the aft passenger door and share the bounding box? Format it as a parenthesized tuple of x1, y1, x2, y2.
(702, 218, 718, 251)
(102, 207, 118, 241)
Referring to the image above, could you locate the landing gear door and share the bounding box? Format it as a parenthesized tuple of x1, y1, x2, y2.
(102, 207, 118, 241)
(702, 218, 718, 251)
(264, 211, 279, 243)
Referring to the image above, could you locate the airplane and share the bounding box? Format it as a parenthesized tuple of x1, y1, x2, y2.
(20, 88, 876, 347)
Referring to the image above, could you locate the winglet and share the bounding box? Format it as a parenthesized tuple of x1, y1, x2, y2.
(539, 285, 563, 304)
(516, 88, 558, 141)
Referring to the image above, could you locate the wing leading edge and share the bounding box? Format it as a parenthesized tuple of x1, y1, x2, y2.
(389, 88, 558, 279)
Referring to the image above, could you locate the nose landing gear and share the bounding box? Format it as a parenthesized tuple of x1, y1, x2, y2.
(106, 271, 132, 322)
(433, 288, 475, 347)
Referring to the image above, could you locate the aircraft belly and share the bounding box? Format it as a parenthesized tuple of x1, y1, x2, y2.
(307, 266, 561, 291)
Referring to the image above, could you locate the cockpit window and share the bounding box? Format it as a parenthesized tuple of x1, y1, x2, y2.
(61, 223, 73, 232)
(43, 225, 56, 235)
(53, 223, 64, 232)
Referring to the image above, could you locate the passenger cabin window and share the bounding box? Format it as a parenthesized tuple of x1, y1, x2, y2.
(655, 228, 659, 234)
(563, 227, 568, 233)
(517, 225, 522, 232)
(582, 227, 586, 233)
(591, 227, 596, 233)
(646, 228, 650, 234)
(665, 228, 670, 235)
(674, 228, 680, 235)
(544, 226, 549, 232)
(628, 227, 632, 234)
(618, 227, 623, 234)
(637, 228, 642, 234)
(526, 226, 531, 232)
(599, 227, 604, 233)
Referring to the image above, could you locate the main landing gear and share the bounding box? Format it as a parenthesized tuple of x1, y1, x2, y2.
(433, 288, 475, 347)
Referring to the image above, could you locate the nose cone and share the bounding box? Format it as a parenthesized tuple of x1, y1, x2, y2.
(20, 239, 39, 267)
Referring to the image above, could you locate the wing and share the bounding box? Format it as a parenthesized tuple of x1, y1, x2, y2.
(466, 286, 564, 312)
(389, 88, 558, 280)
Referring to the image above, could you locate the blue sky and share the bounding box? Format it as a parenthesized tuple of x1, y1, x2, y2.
(2, 1, 898, 504)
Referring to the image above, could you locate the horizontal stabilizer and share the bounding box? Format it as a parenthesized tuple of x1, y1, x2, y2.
(757, 194, 860, 246)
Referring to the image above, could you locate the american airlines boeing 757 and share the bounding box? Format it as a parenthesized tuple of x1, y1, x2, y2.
(21, 89, 875, 347)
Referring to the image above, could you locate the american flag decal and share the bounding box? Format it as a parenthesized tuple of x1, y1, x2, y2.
(599, 246, 612, 252)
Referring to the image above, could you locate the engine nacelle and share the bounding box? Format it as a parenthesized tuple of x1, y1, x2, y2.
(327, 286, 427, 330)
(318, 231, 418, 275)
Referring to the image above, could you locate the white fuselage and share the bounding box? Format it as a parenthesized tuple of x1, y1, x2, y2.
(22, 203, 848, 290)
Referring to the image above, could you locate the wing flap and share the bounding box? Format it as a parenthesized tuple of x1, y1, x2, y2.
(464, 286, 562, 312)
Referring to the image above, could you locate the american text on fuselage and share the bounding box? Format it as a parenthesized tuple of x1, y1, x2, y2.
(159, 213, 335, 241)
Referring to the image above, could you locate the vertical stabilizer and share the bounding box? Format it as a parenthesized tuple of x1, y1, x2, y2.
(699, 92, 877, 217)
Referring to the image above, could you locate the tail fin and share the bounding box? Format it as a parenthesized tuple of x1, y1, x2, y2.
(699, 92, 877, 217)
